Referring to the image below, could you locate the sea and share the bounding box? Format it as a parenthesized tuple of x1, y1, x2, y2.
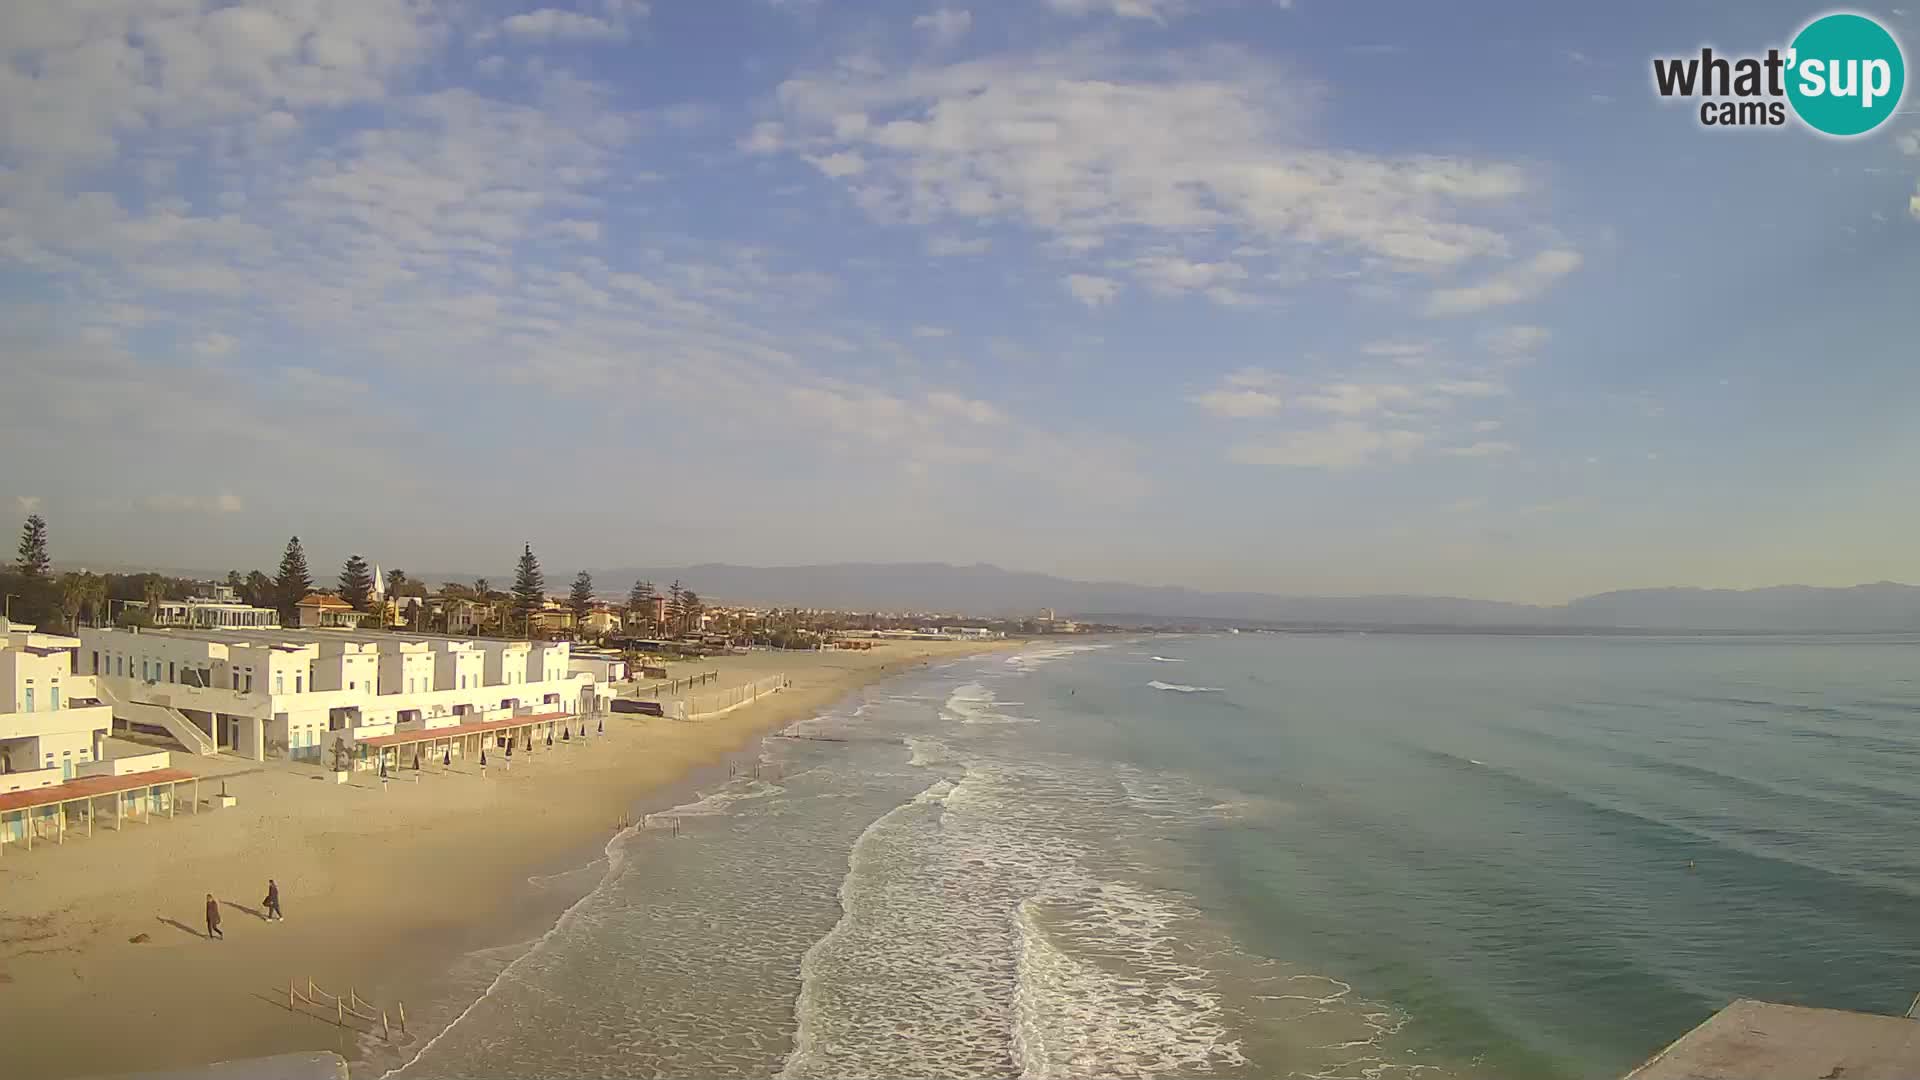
(370, 632, 1920, 1080)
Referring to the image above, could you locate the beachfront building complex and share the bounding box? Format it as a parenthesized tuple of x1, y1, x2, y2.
(78, 626, 611, 764)
(0, 621, 114, 782)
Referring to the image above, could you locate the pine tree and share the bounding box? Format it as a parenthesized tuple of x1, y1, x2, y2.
(511, 543, 545, 634)
(682, 589, 703, 634)
(339, 554, 374, 612)
(274, 536, 313, 622)
(569, 571, 595, 627)
(627, 579, 657, 634)
(666, 580, 685, 636)
(16, 514, 50, 579)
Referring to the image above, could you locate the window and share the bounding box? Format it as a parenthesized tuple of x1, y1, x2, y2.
(295, 674, 303, 693)
(169, 662, 175, 682)
(50, 688, 59, 710)
(24, 688, 34, 712)
(275, 673, 284, 694)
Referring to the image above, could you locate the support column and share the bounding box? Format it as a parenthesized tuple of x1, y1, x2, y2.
(251, 716, 265, 763)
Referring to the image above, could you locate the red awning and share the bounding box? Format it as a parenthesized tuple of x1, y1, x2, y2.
(357, 711, 574, 750)
(0, 768, 199, 814)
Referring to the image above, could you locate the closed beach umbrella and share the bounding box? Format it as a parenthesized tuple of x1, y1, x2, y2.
(597, 717, 604, 735)
(442, 746, 450, 766)
(563, 727, 571, 742)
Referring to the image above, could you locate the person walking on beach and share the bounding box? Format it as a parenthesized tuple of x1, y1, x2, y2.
(264, 879, 283, 922)
(205, 893, 223, 939)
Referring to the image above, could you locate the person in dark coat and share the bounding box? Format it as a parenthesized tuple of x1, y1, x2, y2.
(205, 893, 223, 939)
(264, 879, 283, 922)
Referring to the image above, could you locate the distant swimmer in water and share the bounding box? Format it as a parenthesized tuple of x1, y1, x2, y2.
(1687, 860, 1696, 872)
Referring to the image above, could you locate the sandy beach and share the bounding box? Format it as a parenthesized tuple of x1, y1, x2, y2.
(0, 640, 1008, 1080)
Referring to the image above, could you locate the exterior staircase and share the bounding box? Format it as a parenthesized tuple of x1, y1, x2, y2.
(91, 680, 218, 756)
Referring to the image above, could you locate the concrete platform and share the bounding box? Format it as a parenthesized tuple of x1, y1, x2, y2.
(83, 1051, 349, 1080)
(1626, 999, 1920, 1079)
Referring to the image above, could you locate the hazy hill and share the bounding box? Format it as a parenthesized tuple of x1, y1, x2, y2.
(1561, 582, 1920, 632)
(580, 563, 1920, 632)
(112, 559, 1920, 633)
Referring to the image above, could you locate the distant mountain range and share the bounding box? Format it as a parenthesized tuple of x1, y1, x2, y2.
(90, 558, 1920, 633)
(570, 563, 1920, 633)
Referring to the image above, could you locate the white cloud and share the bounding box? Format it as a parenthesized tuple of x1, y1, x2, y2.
(911, 325, 951, 338)
(1362, 340, 1432, 360)
(1190, 388, 1283, 418)
(767, 47, 1543, 309)
(1425, 249, 1582, 316)
(1045, 0, 1187, 20)
(1231, 423, 1426, 468)
(1300, 381, 1420, 416)
(0, 0, 445, 174)
(1910, 192, 1920, 222)
(926, 390, 1007, 424)
(1896, 130, 1919, 156)
(807, 151, 869, 178)
(1441, 440, 1515, 458)
(1484, 324, 1550, 354)
(740, 121, 786, 154)
(500, 8, 633, 42)
(1065, 273, 1122, 306)
(1131, 253, 1248, 297)
(552, 219, 604, 243)
(1472, 419, 1502, 432)
(914, 9, 974, 45)
(192, 332, 237, 357)
(140, 493, 247, 514)
(926, 234, 991, 256)
(1224, 367, 1282, 389)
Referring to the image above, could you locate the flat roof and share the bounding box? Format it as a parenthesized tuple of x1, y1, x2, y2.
(86, 627, 549, 649)
(1626, 1000, 1920, 1080)
(0, 768, 199, 814)
(357, 711, 575, 749)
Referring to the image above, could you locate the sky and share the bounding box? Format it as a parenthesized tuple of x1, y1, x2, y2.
(3, 0, 1918, 604)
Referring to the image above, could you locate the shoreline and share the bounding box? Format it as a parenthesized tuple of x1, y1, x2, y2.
(0, 640, 1013, 1080)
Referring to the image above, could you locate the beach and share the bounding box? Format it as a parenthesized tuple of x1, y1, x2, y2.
(0, 640, 1006, 1080)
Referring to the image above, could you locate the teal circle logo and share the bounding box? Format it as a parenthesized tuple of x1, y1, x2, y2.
(1786, 12, 1906, 136)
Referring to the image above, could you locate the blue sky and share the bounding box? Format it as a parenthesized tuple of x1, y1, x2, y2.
(3, 0, 1917, 603)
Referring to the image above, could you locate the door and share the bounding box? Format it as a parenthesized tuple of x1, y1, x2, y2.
(61, 756, 73, 781)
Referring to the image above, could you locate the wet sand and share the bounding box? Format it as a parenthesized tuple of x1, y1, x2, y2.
(0, 640, 1008, 1080)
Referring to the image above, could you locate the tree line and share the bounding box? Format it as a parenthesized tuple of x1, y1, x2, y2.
(6, 513, 706, 642)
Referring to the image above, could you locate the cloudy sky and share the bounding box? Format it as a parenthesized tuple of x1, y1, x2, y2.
(4, 0, 1918, 603)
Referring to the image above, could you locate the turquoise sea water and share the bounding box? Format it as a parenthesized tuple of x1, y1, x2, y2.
(383, 633, 1920, 1079)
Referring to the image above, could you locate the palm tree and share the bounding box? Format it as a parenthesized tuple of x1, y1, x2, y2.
(58, 572, 90, 632)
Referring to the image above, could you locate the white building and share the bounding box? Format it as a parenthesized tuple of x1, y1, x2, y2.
(140, 596, 281, 629)
(0, 621, 114, 781)
(291, 593, 372, 629)
(78, 626, 611, 764)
